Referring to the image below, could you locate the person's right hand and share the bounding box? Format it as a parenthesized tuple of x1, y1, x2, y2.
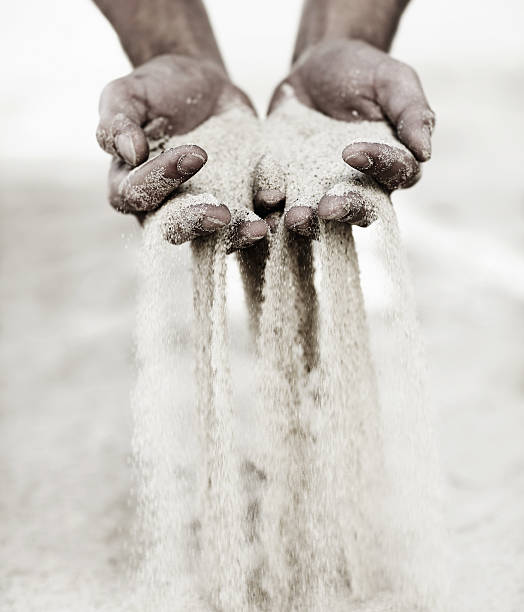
(96, 53, 264, 245)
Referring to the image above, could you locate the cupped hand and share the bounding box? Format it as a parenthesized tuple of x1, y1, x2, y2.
(96, 53, 264, 247)
(146, 105, 268, 252)
(254, 93, 403, 238)
(260, 39, 435, 232)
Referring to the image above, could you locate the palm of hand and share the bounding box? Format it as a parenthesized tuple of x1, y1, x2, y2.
(126, 56, 227, 140)
(147, 106, 267, 251)
(265, 39, 434, 211)
(281, 41, 385, 124)
(255, 94, 408, 236)
(97, 54, 266, 248)
(97, 55, 243, 165)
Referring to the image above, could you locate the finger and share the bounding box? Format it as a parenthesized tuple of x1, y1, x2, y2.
(97, 78, 149, 166)
(253, 154, 286, 216)
(163, 203, 231, 245)
(110, 145, 207, 214)
(254, 189, 286, 215)
(264, 211, 283, 234)
(227, 211, 268, 252)
(342, 142, 421, 191)
(318, 192, 377, 228)
(284, 206, 319, 238)
(375, 60, 436, 162)
(230, 220, 268, 251)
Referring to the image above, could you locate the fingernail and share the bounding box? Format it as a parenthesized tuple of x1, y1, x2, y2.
(200, 205, 231, 232)
(243, 220, 268, 239)
(254, 189, 286, 212)
(344, 151, 373, 170)
(116, 134, 137, 166)
(319, 193, 367, 223)
(236, 220, 268, 247)
(285, 206, 313, 228)
(318, 195, 349, 220)
(177, 152, 206, 176)
(201, 215, 228, 232)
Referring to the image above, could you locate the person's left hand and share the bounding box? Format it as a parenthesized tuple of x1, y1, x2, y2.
(253, 93, 409, 239)
(258, 39, 435, 234)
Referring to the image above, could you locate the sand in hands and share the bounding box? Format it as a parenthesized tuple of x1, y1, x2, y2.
(132, 106, 262, 612)
(248, 95, 448, 611)
(132, 96, 448, 612)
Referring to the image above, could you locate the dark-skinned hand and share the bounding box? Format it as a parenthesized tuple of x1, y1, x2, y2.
(96, 53, 267, 248)
(255, 39, 435, 234)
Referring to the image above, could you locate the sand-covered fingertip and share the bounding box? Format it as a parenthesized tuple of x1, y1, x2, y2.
(254, 154, 286, 192)
(342, 141, 420, 191)
(226, 208, 268, 252)
(319, 182, 379, 227)
(284, 205, 319, 237)
(144, 192, 228, 245)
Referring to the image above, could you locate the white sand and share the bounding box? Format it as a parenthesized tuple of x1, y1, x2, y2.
(238, 97, 448, 611)
(129, 96, 451, 611)
(249, 224, 318, 610)
(129, 97, 450, 611)
(2, 70, 523, 612)
(131, 108, 265, 611)
(150, 106, 263, 247)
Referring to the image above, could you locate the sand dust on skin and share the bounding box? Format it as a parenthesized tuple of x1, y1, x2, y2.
(2, 64, 523, 612)
(132, 108, 264, 611)
(243, 96, 449, 611)
(131, 98, 448, 611)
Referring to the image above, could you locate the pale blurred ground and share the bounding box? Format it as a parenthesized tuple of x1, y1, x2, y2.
(0, 1, 523, 610)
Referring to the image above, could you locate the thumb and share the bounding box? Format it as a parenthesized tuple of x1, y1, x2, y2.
(375, 59, 436, 162)
(96, 78, 149, 166)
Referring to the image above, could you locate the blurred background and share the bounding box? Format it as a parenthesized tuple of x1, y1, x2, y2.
(0, 1, 523, 610)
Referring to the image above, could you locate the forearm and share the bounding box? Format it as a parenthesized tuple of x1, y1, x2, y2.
(93, 0, 225, 68)
(294, 0, 409, 60)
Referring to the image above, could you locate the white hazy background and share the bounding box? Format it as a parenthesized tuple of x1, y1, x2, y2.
(0, 1, 523, 611)
(2, 0, 523, 160)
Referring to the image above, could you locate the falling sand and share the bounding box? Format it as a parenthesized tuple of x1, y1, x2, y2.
(131, 99, 449, 611)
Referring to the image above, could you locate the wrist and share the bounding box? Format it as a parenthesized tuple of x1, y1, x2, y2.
(293, 0, 408, 61)
(95, 0, 226, 68)
(118, 36, 225, 70)
(138, 52, 228, 81)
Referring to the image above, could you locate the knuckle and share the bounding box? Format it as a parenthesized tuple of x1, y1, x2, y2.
(376, 56, 411, 82)
(400, 102, 433, 125)
(96, 125, 108, 148)
(96, 125, 116, 155)
(110, 112, 134, 138)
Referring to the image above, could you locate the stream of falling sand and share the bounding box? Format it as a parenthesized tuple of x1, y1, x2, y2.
(246, 97, 449, 611)
(133, 208, 447, 612)
(133, 217, 249, 611)
(250, 210, 448, 611)
(248, 223, 319, 611)
(132, 218, 201, 612)
(191, 234, 249, 612)
(369, 198, 449, 610)
(131, 102, 448, 611)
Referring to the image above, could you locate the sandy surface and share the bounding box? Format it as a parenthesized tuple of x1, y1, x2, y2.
(1, 64, 523, 610)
